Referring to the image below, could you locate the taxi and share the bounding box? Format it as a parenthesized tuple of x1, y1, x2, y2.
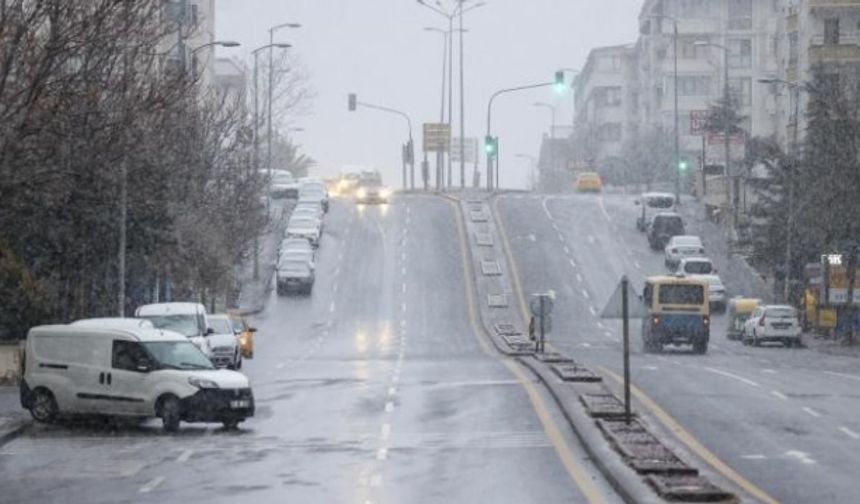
(575, 172, 603, 192)
(641, 275, 710, 354)
(227, 310, 256, 359)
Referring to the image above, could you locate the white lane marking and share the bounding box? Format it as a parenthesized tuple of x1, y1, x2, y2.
(785, 450, 816, 465)
(139, 476, 165, 494)
(401, 266, 407, 276)
(604, 331, 614, 339)
(332, 282, 339, 293)
(381, 423, 391, 440)
(589, 306, 597, 316)
(761, 369, 777, 374)
(597, 322, 605, 329)
(541, 196, 554, 220)
(563, 246, 571, 255)
(704, 367, 761, 388)
(376, 447, 388, 461)
(557, 232, 565, 242)
(581, 289, 590, 300)
(598, 197, 612, 221)
(741, 454, 768, 460)
(401, 302, 407, 313)
(839, 426, 860, 440)
(823, 370, 860, 382)
(587, 235, 595, 244)
(384, 401, 394, 413)
(400, 319, 406, 328)
(634, 261, 642, 269)
(771, 391, 789, 401)
(570, 259, 578, 269)
(582, 342, 591, 348)
(642, 365, 659, 371)
(552, 222, 560, 231)
(329, 301, 336, 313)
(388, 386, 397, 396)
(334, 267, 341, 276)
(802, 407, 821, 418)
(576, 273, 583, 283)
(176, 449, 193, 463)
(402, 283, 407, 294)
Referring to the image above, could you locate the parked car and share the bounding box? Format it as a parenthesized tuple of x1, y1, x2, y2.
(743, 305, 802, 347)
(279, 247, 315, 271)
(135, 302, 209, 353)
(676, 257, 716, 276)
(291, 206, 324, 232)
(635, 192, 676, 231)
(21, 324, 254, 431)
(697, 274, 727, 313)
(285, 215, 321, 247)
(574, 172, 603, 192)
(299, 182, 329, 212)
(664, 235, 705, 269)
(205, 314, 243, 370)
(268, 170, 299, 200)
(280, 237, 314, 257)
(276, 257, 315, 295)
(71, 318, 154, 329)
(647, 212, 685, 251)
(227, 310, 256, 359)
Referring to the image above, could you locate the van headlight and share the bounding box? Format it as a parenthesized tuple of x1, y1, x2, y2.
(356, 188, 367, 199)
(188, 377, 219, 389)
(380, 188, 392, 198)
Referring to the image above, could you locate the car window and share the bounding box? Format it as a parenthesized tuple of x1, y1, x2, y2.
(766, 307, 797, 319)
(208, 317, 234, 334)
(230, 317, 246, 333)
(685, 261, 713, 274)
(648, 196, 674, 209)
(112, 340, 153, 371)
(139, 314, 200, 337)
(658, 284, 704, 305)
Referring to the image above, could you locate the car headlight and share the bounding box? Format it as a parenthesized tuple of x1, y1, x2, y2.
(380, 188, 392, 198)
(356, 188, 367, 199)
(188, 377, 220, 389)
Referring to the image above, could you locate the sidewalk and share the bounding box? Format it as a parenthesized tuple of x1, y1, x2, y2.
(0, 385, 28, 447)
(236, 201, 292, 316)
(802, 333, 860, 358)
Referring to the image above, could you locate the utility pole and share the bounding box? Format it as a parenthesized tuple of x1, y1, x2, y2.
(267, 22, 301, 179)
(458, 0, 467, 188)
(672, 19, 681, 205)
(447, 15, 454, 188)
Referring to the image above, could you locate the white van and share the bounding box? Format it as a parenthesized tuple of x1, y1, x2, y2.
(135, 302, 209, 352)
(20, 325, 254, 431)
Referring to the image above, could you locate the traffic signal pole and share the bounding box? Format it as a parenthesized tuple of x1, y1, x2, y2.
(348, 94, 415, 190)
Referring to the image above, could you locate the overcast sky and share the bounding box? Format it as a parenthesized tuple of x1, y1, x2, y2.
(215, 0, 642, 189)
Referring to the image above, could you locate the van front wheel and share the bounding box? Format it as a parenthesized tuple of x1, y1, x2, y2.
(158, 395, 181, 432)
(30, 388, 57, 423)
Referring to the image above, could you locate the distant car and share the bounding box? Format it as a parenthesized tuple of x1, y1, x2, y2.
(276, 257, 315, 295)
(285, 215, 321, 247)
(278, 247, 315, 271)
(676, 257, 716, 276)
(355, 179, 392, 204)
(575, 172, 603, 192)
(268, 170, 299, 200)
(280, 237, 314, 257)
(205, 314, 243, 370)
(743, 305, 802, 347)
(299, 182, 329, 212)
(291, 206, 324, 232)
(635, 192, 676, 231)
(696, 274, 727, 313)
(648, 212, 685, 251)
(664, 235, 705, 269)
(226, 310, 256, 359)
(134, 302, 209, 353)
(338, 173, 361, 196)
(71, 318, 154, 329)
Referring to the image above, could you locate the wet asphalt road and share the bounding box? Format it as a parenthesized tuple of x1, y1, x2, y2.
(0, 196, 620, 504)
(497, 192, 860, 504)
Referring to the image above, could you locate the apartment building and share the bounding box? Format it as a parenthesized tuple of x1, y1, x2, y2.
(573, 44, 638, 176)
(159, 0, 217, 87)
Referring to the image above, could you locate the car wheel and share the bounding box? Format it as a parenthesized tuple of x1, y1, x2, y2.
(693, 341, 708, 354)
(30, 388, 58, 424)
(753, 331, 760, 347)
(222, 419, 241, 430)
(158, 395, 181, 432)
(236, 354, 242, 370)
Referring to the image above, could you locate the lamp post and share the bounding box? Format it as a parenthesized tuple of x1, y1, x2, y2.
(533, 102, 557, 139)
(417, 0, 485, 188)
(650, 15, 681, 204)
(695, 40, 733, 244)
(759, 78, 802, 302)
(559, 68, 580, 130)
(267, 22, 301, 180)
(348, 95, 415, 190)
(425, 27, 449, 189)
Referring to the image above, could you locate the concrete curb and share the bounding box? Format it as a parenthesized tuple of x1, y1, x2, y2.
(0, 419, 30, 448)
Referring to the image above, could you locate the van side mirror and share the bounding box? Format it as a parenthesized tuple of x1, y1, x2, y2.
(248, 327, 257, 333)
(205, 327, 215, 336)
(136, 363, 151, 373)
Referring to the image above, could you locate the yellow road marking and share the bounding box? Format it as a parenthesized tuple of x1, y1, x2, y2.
(493, 193, 780, 504)
(445, 196, 605, 504)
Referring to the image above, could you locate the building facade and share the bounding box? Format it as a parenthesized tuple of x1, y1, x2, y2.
(159, 0, 217, 87)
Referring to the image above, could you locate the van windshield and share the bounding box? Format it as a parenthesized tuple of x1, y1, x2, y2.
(647, 196, 674, 209)
(658, 284, 704, 305)
(144, 341, 214, 370)
(139, 314, 200, 337)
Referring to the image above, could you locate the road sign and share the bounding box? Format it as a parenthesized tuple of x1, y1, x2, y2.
(530, 294, 554, 318)
(423, 123, 451, 152)
(451, 137, 478, 164)
(601, 279, 647, 319)
(689, 110, 709, 136)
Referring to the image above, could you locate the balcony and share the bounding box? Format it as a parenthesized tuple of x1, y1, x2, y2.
(809, 36, 860, 64)
(809, 0, 860, 11)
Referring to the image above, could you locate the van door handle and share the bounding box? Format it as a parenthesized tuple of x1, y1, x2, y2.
(106, 373, 112, 385)
(99, 372, 104, 384)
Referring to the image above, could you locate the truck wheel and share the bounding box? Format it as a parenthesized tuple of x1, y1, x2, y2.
(693, 341, 708, 354)
(30, 388, 58, 423)
(222, 419, 241, 430)
(158, 395, 181, 432)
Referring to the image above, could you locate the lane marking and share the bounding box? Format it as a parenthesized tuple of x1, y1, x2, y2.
(588, 306, 597, 316)
(823, 370, 860, 382)
(802, 407, 821, 418)
(597, 196, 612, 222)
(587, 235, 595, 244)
(563, 246, 571, 255)
(704, 367, 761, 388)
(839, 426, 860, 440)
(402, 283, 407, 294)
(400, 320, 406, 328)
(139, 476, 165, 494)
(401, 302, 407, 313)
(329, 301, 336, 313)
(557, 232, 565, 242)
(576, 273, 583, 283)
(376, 447, 388, 461)
(600, 367, 779, 504)
(541, 196, 554, 221)
(597, 322, 605, 329)
(176, 449, 193, 463)
(604, 331, 614, 339)
(761, 369, 777, 374)
(332, 282, 339, 293)
(741, 454, 767, 460)
(785, 450, 816, 465)
(384, 401, 394, 413)
(581, 289, 590, 300)
(633, 261, 642, 269)
(334, 267, 341, 276)
(771, 391, 788, 401)
(401, 266, 407, 276)
(388, 386, 397, 396)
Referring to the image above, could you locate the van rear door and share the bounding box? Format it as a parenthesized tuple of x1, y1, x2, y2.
(31, 332, 109, 414)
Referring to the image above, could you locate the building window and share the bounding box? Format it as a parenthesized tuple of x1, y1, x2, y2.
(679, 38, 710, 59)
(606, 87, 622, 106)
(788, 32, 798, 67)
(601, 123, 622, 142)
(729, 77, 752, 107)
(824, 18, 840, 45)
(675, 75, 712, 96)
(676, 0, 711, 19)
(604, 56, 622, 71)
(728, 39, 752, 68)
(728, 0, 753, 30)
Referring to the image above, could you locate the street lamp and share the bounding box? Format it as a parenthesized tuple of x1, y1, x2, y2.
(417, 0, 486, 188)
(533, 102, 557, 139)
(187, 40, 241, 75)
(650, 14, 682, 205)
(759, 77, 803, 302)
(695, 40, 734, 244)
(267, 22, 301, 183)
(558, 68, 580, 130)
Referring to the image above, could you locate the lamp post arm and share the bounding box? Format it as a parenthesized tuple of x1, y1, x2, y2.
(356, 101, 413, 141)
(486, 81, 554, 136)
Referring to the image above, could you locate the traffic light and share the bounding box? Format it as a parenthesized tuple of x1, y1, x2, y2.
(348, 93, 357, 111)
(678, 160, 689, 171)
(554, 70, 566, 95)
(484, 135, 498, 157)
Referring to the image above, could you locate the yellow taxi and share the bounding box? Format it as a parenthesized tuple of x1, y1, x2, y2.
(575, 172, 603, 192)
(227, 310, 256, 359)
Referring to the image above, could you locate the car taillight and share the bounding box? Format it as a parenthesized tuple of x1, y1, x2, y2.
(652, 316, 660, 325)
(703, 315, 710, 326)
(758, 316, 766, 327)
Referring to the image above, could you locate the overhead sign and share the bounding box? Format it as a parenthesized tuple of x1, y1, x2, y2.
(689, 110, 709, 136)
(601, 280, 647, 319)
(450, 137, 478, 164)
(423, 123, 451, 152)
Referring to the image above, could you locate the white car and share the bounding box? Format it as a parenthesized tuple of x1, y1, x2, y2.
(743, 305, 802, 347)
(279, 248, 315, 271)
(135, 302, 209, 353)
(71, 318, 154, 329)
(299, 183, 329, 212)
(291, 207, 324, 231)
(21, 325, 254, 431)
(205, 314, 243, 370)
(676, 257, 716, 276)
(285, 215, 321, 247)
(280, 237, 314, 256)
(696, 274, 727, 313)
(664, 235, 705, 270)
(635, 192, 676, 231)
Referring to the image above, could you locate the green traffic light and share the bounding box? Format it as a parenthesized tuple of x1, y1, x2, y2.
(678, 161, 689, 171)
